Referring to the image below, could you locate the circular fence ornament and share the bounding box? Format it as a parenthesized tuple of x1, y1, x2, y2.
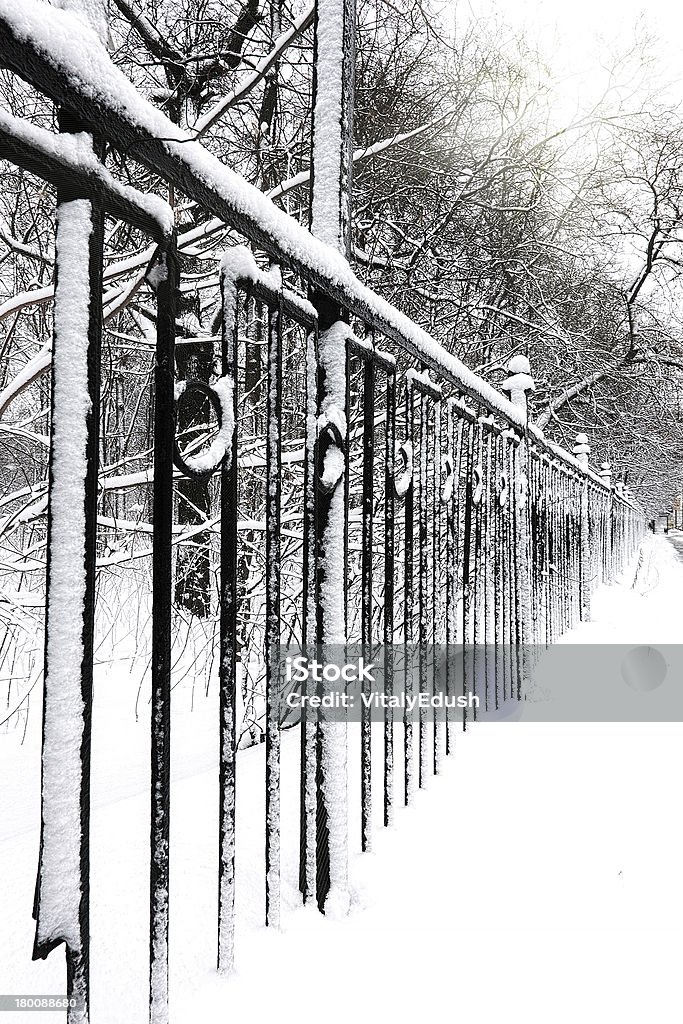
(393, 440, 413, 500)
(316, 418, 346, 495)
(173, 376, 234, 480)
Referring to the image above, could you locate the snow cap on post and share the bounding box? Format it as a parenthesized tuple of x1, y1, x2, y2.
(501, 354, 535, 421)
(573, 432, 590, 471)
(599, 461, 612, 487)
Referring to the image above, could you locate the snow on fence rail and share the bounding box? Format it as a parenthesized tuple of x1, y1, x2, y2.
(0, 4, 647, 1024)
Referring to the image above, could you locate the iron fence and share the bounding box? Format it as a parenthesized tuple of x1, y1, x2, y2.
(0, 3, 647, 1023)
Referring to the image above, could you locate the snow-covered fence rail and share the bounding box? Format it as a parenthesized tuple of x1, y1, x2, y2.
(0, 2, 647, 1023)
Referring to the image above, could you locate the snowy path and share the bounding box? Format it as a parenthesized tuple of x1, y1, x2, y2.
(665, 531, 683, 566)
(561, 530, 683, 645)
(2, 535, 682, 1023)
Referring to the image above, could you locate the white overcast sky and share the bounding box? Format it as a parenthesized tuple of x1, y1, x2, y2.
(452, 0, 683, 122)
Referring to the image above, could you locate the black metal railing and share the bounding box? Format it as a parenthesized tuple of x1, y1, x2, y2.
(0, 5, 647, 1024)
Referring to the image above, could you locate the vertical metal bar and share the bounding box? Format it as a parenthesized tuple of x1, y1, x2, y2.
(530, 452, 541, 646)
(493, 433, 502, 709)
(313, 379, 331, 914)
(344, 346, 351, 634)
(149, 237, 177, 1021)
(218, 270, 239, 972)
(561, 470, 568, 630)
(528, 453, 536, 646)
(265, 299, 282, 927)
(501, 438, 509, 699)
(300, 325, 318, 902)
(462, 421, 474, 726)
(471, 422, 483, 719)
(603, 491, 609, 583)
(417, 390, 428, 788)
(462, 419, 473, 724)
(549, 461, 557, 643)
(573, 474, 581, 624)
(548, 461, 554, 642)
(309, 0, 355, 915)
(499, 434, 507, 702)
(561, 469, 569, 631)
(445, 413, 463, 751)
(510, 441, 523, 699)
(499, 438, 508, 702)
(555, 463, 562, 638)
(482, 428, 492, 711)
(404, 383, 414, 803)
(579, 474, 591, 621)
(444, 403, 455, 753)
(361, 356, 375, 851)
(75, 194, 103, 1024)
(433, 399, 442, 775)
(313, 311, 348, 914)
(384, 368, 396, 826)
(543, 458, 550, 643)
(66, 193, 101, 1024)
(565, 472, 573, 630)
(568, 475, 576, 627)
(504, 438, 514, 700)
(549, 462, 554, 640)
(33, 161, 104, 1023)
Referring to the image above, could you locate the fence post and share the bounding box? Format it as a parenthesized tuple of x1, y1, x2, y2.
(308, 0, 356, 916)
(147, 240, 177, 1019)
(501, 356, 535, 690)
(573, 432, 591, 620)
(32, 85, 105, 1024)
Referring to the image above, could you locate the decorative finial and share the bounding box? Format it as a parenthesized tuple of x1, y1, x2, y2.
(501, 355, 535, 417)
(573, 432, 590, 470)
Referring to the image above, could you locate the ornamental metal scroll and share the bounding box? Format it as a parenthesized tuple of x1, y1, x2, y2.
(498, 472, 508, 508)
(316, 414, 346, 495)
(440, 453, 455, 504)
(173, 376, 234, 480)
(393, 439, 413, 500)
(472, 464, 484, 506)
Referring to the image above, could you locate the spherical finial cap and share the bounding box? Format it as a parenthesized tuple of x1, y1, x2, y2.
(501, 355, 535, 404)
(507, 354, 531, 375)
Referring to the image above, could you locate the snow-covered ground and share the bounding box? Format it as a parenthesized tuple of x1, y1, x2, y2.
(2, 534, 682, 1022)
(560, 531, 683, 646)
